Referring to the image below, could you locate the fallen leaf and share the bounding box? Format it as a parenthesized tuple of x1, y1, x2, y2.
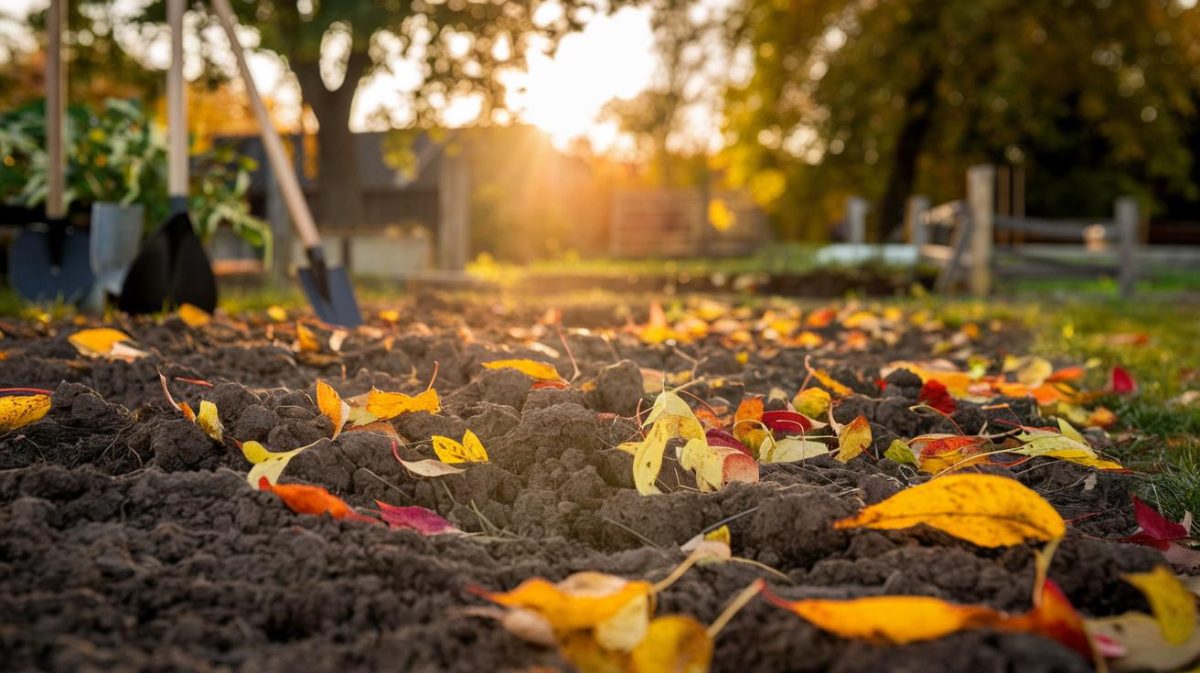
(834, 473, 1066, 547)
(679, 437, 759, 491)
(196, 400, 223, 442)
(761, 436, 829, 463)
(918, 380, 957, 414)
(266, 305, 288, 322)
(836, 415, 872, 462)
(315, 379, 350, 439)
(432, 430, 489, 464)
(1013, 433, 1124, 471)
(483, 358, 562, 382)
(793, 387, 832, 418)
(1121, 495, 1190, 550)
(762, 589, 1006, 644)
(378, 309, 401, 323)
(68, 327, 139, 358)
(375, 501, 460, 534)
(294, 322, 320, 353)
(1112, 366, 1138, 394)
(366, 387, 441, 420)
(1123, 566, 1198, 645)
(1015, 577, 1095, 660)
(1087, 612, 1200, 672)
(884, 439, 918, 467)
(732, 397, 764, 445)
(178, 303, 211, 328)
(629, 615, 713, 673)
(479, 572, 654, 636)
(806, 361, 853, 397)
(631, 421, 673, 495)
(0, 394, 51, 431)
(1006, 356, 1054, 387)
(761, 409, 820, 434)
(242, 440, 313, 487)
(260, 477, 374, 523)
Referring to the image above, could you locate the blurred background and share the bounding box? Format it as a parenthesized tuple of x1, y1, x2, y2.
(1, 0, 1198, 289)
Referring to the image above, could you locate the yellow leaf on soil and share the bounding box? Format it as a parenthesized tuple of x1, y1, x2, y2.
(764, 592, 1005, 644)
(1005, 356, 1054, 387)
(196, 400, 223, 442)
(315, 379, 350, 439)
(483, 572, 655, 635)
(266, 305, 288, 322)
(630, 615, 713, 673)
(69, 327, 135, 357)
(632, 421, 673, 495)
(761, 437, 829, 463)
(834, 473, 1066, 547)
(178, 303, 211, 328)
(807, 362, 853, 397)
(366, 387, 440, 420)
(1123, 565, 1198, 645)
(732, 397, 764, 444)
(836, 415, 872, 462)
(679, 438, 759, 492)
(294, 322, 320, 353)
(793, 387, 831, 419)
(483, 358, 562, 381)
(378, 308, 401, 323)
(241, 440, 312, 487)
(0, 394, 51, 431)
(432, 430, 489, 464)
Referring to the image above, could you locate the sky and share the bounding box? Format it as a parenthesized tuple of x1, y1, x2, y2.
(1, 0, 664, 153)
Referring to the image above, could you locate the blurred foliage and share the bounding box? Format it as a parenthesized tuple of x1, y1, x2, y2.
(0, 98, 269, 252)
(721, 0, 1200, 240)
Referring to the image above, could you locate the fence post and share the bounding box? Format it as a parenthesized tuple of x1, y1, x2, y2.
(438, 151, 471, 272)
(846, 196, 867, 244)
(966, 164, 995, 296)
(1115, 196, 1138, 297)
(906, 195, 930, 247)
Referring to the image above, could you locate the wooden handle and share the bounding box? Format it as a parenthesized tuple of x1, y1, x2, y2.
(46, 0, 65, 219)
(210, 0, 321, 248)
(167, 0, 187, 198)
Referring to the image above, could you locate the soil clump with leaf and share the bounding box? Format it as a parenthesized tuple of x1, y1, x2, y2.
(0, 294, 1194, 672)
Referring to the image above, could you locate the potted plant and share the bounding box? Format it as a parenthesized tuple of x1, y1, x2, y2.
(0, 98, 270, 295)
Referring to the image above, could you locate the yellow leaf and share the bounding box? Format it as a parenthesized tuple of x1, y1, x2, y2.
(764, 592, 1005, 644)
(432, 430, 489, 464)
(315, 379, 350, 439)
(378, 309, 401, 323)
(834, 473, 1066, 547)
(266, 305, 288, 322)
(241, 440, 311, 487)
(482, 572, 655, 634)
(761, 436, 828, 463)
(1123, 566, 1198, 645)
(632, 421, 673, 495)
(1005, 356, 1054, 387)
(807, 361, 853, 397)
(0, 394, 51, 431)
(196, 400, 223, 442)
(68, 327, 135, 357)
(630, 615, 713, 673)
(366, 387, 441, 420)
(836, 415, 872, 462)
(595, 591, 651, 652)
(793, 387, 831, 419)
(1086, 612, 1200, 671)
(178, 303, 211, 328)
(294, 322, 320, 353)
(482, 358, 562, 381)
(679, 438, 759, 492)
(884, 439, 918, 467)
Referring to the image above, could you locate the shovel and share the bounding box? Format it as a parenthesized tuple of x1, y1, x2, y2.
(118, 0, 218, 315)
(8, 0, 95, 304)
(210, 0, 362, 328)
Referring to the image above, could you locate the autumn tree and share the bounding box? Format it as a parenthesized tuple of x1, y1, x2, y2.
(722, 0, 1200, 240)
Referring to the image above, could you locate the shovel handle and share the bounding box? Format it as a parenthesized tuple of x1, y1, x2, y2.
(45, 0, 66, 220)
(167, 0, 187, 199)
(209, 0, 321, 249)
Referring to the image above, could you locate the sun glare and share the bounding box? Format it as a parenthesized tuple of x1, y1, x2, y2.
(505, 7, 656, 151)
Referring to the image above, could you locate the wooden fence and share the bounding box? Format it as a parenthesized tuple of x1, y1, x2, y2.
(911, 164, 1140, 296)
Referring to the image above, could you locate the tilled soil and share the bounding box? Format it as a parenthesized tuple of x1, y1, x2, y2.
(0, 293, 1164, 672)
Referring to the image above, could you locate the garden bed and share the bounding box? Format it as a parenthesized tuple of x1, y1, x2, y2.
(0, 293, 1191, 672)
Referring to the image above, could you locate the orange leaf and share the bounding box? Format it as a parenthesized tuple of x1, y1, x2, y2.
(732, 397, 764, 444)
(836, 415, 872, 462)
(294, 322, 320, 353)
(260, 477, 365, 521)
(480, 572, 654, 635)
(315, 379, 350, 438)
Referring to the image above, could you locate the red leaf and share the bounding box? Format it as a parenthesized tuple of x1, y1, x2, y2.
(375, 501, 459, 535)
(918, 380, 957, 414)
(1111, 366, 1137, 394)
(761, 409, 815, 435)
(1020, 578, 1094, 660)
(1119, 495, 1189, 550)
(706, 428, 749, 454)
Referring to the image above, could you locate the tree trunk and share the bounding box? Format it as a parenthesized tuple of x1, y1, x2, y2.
(293, 53, 368, 238)
(876, 68, 940, 241)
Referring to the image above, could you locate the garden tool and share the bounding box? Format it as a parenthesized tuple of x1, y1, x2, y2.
(210, 0, 362, 328)
(8, 0, 95, 304)
(118, 0, 218, 314)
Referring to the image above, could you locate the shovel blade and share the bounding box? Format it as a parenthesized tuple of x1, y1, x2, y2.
(118, 212, 217, 314)
(8, 226, 94, 303)
(297, 264, 362, 328)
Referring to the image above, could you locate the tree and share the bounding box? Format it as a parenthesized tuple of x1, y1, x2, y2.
(722, 0, 1200, 240)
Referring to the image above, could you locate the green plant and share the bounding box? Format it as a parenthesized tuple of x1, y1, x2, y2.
(0, 98, 269, 258)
